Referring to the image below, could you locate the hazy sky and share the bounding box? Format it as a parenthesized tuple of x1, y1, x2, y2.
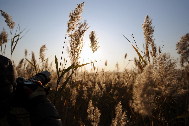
(0, 0, 189, 71)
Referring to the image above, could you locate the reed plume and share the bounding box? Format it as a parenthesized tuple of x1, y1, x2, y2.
(68, 21, 88, 64)
(132, 53, 187, 120)
(40, 44, 46, 62)
(142, 15, 156, 62)
(176, 33, 189, 66)
(89, 31, 99, 53)
(87, 100, 101, 126)
(0, 29, 8, 54)
(111, 102, 127, 126)
(0, 10, 15, 29)
(67, 2, 84, 33)
(31, 51, 38, 74)
(0, 10, 24, 55)
(67, 2, 89, 64)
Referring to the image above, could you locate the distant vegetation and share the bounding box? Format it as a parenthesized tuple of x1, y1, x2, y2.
(1, 2, 189, 126)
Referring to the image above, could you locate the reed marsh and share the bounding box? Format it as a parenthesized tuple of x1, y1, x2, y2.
(1, 2, 189, 126)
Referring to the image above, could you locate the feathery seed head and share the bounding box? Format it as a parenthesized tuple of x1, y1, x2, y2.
(0, 10, 15, 29)
(68, 21, 88, 64)
(87, 100, 101, 126)
(67, 2, 85, 33)
(89, 31, 99, 53)
(176, 33, 189, 66)
(142, 15, 156, 61)
(112, 102, 127, 126)
(40, 44, 47, 61)
(0, 29, 8, 46)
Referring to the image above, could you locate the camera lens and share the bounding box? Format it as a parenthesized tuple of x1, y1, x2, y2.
(29, 71, 51, 85)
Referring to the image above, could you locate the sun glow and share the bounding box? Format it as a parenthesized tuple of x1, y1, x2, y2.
(79, 41, 103, 71)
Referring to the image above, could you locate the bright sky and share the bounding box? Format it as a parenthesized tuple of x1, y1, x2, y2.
(0, 0, 189, 71)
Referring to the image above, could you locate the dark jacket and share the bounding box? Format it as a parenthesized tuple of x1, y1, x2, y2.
(0, 55, 62, 126)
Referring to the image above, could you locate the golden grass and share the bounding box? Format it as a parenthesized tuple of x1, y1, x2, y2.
(1, 3, 189, 126)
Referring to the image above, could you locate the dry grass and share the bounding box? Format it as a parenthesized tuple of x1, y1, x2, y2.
(1, 2, 189, 126)
(0, 10, 24, 56)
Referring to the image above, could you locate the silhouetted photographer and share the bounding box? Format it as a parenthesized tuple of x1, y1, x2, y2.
(0, 55, 62, 126)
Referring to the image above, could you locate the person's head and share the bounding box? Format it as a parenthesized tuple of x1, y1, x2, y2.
(0, 55, 16, 117)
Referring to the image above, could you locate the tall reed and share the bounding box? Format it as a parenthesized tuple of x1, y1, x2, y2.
(176, 33, 189, 66)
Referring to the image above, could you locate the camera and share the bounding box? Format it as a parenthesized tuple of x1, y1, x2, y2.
(16, 71, 51, 86)
(14, 71, 51, 99)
